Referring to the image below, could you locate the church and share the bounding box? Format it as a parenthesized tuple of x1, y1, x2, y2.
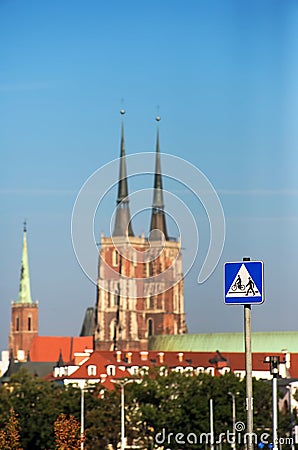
(6, 113, 187, 371)
(94, 113, 187, 351)
(4, 114, 298, 391)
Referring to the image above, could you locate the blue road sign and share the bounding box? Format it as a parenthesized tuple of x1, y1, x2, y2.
(224, 261, 264, 305)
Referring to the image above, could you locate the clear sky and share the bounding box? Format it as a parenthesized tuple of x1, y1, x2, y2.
(1, 0, 298, 352)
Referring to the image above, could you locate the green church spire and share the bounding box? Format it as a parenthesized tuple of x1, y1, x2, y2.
(17, 221, 33, 304)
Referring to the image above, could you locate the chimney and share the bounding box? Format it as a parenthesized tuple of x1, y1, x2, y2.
(140, 351, 148, 361)
(158, 352, 165, 364)
(177, 352, 184, 363)
(116, 351, 122, 362)
(281, 349, 291, 378)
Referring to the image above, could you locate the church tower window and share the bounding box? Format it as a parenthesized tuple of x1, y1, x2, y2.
(150, 296, 155, 309)
(148, 318, 154, 337)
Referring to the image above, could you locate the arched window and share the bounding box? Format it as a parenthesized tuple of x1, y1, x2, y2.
(148, 318, 154, 337)
(28, 316, 31, 331)
(149, 262, 154, 276)
(149, 296, 155, 309)
(110, 319, 117, 340)
(16, 317, 19, 331)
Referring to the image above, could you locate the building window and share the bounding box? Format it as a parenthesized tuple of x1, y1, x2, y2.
(149, 262, 154, 277)
(110, 319, 117, 341)
(129, 366, 139, 375)
(106, 365, 116, 376)
(148, 318, 154, 337)
(112, 250, 119, 267)
(149, 296, 155, 309)
(108, 291, 117, 308)
(206, 367, 215, 376)
(28, 317, 31, 331)
(16, 317, 19, 331)
(87, 365, 97, 376)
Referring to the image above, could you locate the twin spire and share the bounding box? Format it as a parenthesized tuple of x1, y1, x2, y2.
(113, 110, 134, 237)
(113, 112, 168, 240)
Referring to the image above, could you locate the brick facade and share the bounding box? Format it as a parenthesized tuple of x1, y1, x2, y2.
(9, 302, 38, 360)
(94, 235, 187, 351)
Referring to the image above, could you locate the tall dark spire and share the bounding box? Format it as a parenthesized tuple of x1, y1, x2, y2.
(150, 117, 168, 240)
(113, 110, 134, 237)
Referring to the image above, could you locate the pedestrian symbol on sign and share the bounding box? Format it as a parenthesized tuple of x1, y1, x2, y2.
(246, 277, 255, 296)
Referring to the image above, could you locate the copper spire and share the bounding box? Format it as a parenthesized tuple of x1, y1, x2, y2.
(17, 221, 33, 304)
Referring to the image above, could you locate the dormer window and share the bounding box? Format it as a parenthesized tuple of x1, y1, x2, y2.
(87, 365, 97, 376)
(106, 365, 116, 376)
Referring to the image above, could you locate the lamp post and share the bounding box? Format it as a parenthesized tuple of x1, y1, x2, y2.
(286, 384, 295, 450)
(209, 398, 214, 450)
(79, 381, 95, 450)
(81, 386, 85, 450)
(112, 378, 142, 450)
(228, 392, 239, 450)
(270, 356, 280, 450)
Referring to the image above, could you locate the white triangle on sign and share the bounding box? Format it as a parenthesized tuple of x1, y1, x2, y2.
(226, 264, 260, 298)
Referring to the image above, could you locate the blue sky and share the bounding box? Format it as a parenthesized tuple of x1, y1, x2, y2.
(1, 1, 298, 352)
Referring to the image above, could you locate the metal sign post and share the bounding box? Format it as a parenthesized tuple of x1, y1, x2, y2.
(243, 260, 253, 450)
(224, 257, 265, 450)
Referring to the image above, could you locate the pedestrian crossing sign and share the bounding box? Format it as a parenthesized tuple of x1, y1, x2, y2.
(224, 261, 264, 305)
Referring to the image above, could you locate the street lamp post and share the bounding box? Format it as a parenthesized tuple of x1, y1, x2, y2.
(270, 356, 280, 450)
(81, 386, 85, 450)
(228, 392, 239, 450)
(112, 378, 142, 450)
(209, 398, 214, 450)
(79, 381, 95, 450)
(286, 384, 295, 450)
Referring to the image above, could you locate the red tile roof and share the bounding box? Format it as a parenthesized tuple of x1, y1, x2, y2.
(30, 336, 93, 363)
(52, 350, 298, 389)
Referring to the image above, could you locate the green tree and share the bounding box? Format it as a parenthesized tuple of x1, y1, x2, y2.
(85, 387, 120, 450)
(3, 369, 82, 449)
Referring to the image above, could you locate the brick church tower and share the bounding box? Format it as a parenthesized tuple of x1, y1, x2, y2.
(94, 114, 187, 351)
(9, 223, 38, 361)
